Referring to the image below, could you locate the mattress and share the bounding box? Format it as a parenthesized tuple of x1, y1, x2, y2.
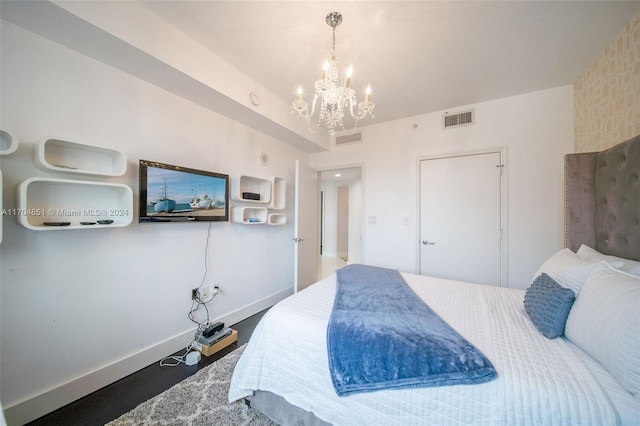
(229, 272, 628, 425)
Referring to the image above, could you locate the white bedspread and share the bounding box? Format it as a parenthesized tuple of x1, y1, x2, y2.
(229, 273, 621, 425)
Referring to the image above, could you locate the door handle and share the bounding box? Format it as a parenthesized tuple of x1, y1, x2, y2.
(293, 237, 305, 243)
(422, 240, 435, 245)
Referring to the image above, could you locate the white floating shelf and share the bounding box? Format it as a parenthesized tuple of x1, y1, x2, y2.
(34, 138, 127, 176)
(0, 129, 19, 156)
(232, 206, 268, 224)
(268, 177, 286, 210)
(231, 175, 271, 204)
(17, 177, 133, 230)
(267, 213, 287, 226)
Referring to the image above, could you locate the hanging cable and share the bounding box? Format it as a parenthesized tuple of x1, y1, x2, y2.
(160, 222, 217, 367)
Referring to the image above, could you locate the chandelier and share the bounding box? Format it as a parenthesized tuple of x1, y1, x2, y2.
(292, 11, 375, 136)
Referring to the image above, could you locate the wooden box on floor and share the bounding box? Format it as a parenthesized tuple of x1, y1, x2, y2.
(196, 329, 237, 357)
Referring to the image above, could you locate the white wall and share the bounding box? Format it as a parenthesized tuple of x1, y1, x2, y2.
(0, 22, 304, 424)
(311, 85, 575, 289)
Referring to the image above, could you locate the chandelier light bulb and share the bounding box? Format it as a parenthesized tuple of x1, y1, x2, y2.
(345, 65, 353, 88)
(297, 86, 303, 99)
(365, 85, 372, 102)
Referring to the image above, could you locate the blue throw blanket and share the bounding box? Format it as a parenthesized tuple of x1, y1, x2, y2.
(327, 264, 497, 396)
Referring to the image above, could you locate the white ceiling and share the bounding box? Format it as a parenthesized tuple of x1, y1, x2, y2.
(140, 1, 640, 128)
(320, 166, 362, 184)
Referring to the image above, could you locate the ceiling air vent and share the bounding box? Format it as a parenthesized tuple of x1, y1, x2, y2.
(335, 132, 362, 147)
(443, 110, 474, 129)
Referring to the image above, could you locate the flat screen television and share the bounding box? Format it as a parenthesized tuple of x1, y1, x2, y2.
(139, 160, 229, 223)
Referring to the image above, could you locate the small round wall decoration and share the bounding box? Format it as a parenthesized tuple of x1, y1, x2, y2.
(259, 152, 270, 166)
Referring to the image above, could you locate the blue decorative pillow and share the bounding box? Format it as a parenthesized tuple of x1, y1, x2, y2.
(524, 273, 576, 339)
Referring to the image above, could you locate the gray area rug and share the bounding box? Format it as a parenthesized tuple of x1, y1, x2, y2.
(107, 344, 276, 425)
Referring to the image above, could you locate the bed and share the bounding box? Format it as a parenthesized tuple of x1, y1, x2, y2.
(229, 135, 640, 425)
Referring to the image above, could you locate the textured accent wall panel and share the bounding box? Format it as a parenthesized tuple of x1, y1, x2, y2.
(574, 13, 640, 153)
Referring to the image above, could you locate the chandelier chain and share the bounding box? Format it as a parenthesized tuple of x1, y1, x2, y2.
(332, 27, 336, 52)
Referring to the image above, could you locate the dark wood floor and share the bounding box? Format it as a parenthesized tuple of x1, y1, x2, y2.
(27, 309, 269, 426)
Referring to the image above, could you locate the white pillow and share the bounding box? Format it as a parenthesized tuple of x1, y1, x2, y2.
(576, 244, 640, 276)
(564, 263, 640, 398)
(532, 248, 622, 295)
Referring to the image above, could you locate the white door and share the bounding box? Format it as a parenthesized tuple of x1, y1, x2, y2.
(419, 152, 503, 286)
(294, 159, 319, 292)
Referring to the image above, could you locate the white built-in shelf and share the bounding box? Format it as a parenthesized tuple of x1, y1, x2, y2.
(232, 206, 268, 225)
(231, 175, 286, 224)
(232, 175, 271, 204)
(17, 177, 133, 231)
(0, 129, 19, 156)
(34, 138, 127, 176)
(269, 177, 286, 210)
(267, 213, 287, 226)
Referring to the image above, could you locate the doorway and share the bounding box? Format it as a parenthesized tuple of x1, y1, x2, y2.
(419, 151, 506, 286)
(320, 167, 363, 278)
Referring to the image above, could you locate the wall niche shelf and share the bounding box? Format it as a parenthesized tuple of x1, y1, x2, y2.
(231, 175, 286, 225)
(0, 129, 19, 156)
(232, 175, 271, 204)
(35, 138, 127, 176)
(269, 177, 286, 210)
(232, 206, 268, 224)
(17, 178, 133, 231)
(267, 213, 287, 226)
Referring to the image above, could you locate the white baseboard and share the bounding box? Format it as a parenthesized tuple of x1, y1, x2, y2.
(3, 288, 291, 426)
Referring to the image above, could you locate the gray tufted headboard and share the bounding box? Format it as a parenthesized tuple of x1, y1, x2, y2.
(565, 134, 640, 261)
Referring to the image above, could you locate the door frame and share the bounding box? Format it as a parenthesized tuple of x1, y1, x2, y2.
(415, 147, 508, 286)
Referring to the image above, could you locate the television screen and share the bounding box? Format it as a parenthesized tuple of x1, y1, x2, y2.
(139, 160, 229, 223)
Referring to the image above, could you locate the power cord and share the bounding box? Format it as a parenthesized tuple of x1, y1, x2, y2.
(158, 328, 203, 367)
(160, 222, 218, 367)
(188, 288, 219, 328)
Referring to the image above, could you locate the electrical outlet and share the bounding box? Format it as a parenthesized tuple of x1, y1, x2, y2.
(192, 283, 219, 301)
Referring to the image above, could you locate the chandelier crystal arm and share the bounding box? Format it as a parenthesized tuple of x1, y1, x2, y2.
(348, 96, 357, 119)
(310, 92, 319, 117)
